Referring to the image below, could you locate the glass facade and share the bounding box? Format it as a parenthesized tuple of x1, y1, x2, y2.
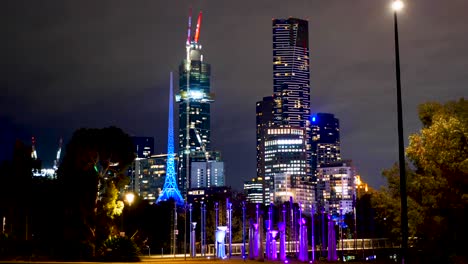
(316, 160, 355, 216)
(177, 43, 213, 194)
(130, 154, 173, 204)
(272, 18, 310, 127)
(272, 18, 312, 181)
(244, 179, 264, 204)
(191, 161, 225, 188)
(311, 113, 341, 181)
(264, 126, 312, 211)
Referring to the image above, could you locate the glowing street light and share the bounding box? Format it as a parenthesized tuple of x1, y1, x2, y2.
(125, 192, 135, 206)
(390, 1, 408, 263)
(391, 0, 404, 11)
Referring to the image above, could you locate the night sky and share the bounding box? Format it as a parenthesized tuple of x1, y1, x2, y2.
(1, 0, 467, 191)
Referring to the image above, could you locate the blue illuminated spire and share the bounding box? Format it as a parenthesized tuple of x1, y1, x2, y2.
(157, 72, 185, 206)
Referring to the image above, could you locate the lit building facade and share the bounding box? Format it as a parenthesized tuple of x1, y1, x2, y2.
(130, 154, 173, 204)
(273, 173, 294, 203)
(255, 96, 275, 203)
(176, 12, 221, 196)
(244, 179, 264, 204)
(187, 186, 231, 205)
(311, 113, 341, 180)
(264, 126, 312, 212)
(272, 18, 311, 179)
(190, 161, 225, 188)
(316, 160, 355, 216)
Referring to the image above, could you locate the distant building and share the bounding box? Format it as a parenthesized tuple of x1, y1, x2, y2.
(176, 13, 225, 196)
(244, 179, 264, 204)
(190, 160, 225, 188)
(187, 186, 231, 205)
(132, 137, 154, 158)
(129, 154, 173, 204)
(255, 96, 275, 203)
(264, 125, 313, 213)
(316, 160, 355, 216)
(311, 113, 341, 179)
(273, 173, 294, 203)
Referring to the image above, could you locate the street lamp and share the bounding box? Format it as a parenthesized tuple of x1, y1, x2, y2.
(125, 192, 135, 206)
(122, 192, 135, 236)
(391, 1, 408, 263)
(242, 201, 246, 261)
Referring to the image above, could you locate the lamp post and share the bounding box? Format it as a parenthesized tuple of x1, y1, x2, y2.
(215, 202, 218, 258)
(201, 202, 206, 256)
(391, 1, 408, 263)
(242, 201, 246, 261)
(311, 204, 315, 262)
(189, 203, 193, 258)
(184, 204, 187, 260)
(122, 192, 135, 236)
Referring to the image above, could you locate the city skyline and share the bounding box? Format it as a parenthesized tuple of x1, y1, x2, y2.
(2, 0, 467, 192)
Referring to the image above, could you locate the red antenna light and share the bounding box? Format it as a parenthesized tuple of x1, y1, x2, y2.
(194, 11, 202, 43)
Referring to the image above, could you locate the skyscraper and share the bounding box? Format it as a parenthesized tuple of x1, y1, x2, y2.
(176, 11, 215, 195)
(272, 18, 311, 178)
(254, 18, 313, 208)
(272, 18, 310, 126)
(311, 113, 341, 179)
(255, 96, 275, 201)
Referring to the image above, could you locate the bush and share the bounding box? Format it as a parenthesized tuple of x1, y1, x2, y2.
(98, 236, 140, 262)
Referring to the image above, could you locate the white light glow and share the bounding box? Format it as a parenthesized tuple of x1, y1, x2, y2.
(391, 0, 404, 11)
(189, 90, 205, 99)
(125, 193, 135, 206)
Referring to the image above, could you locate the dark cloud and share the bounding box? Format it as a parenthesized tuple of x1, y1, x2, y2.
(1, 0, 467, 190)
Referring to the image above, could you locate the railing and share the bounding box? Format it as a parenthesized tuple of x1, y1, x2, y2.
(204, 238, 398, 256)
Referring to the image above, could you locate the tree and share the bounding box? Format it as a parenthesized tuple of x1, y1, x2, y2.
(57, 126, 135, 256)
(0, 140, 33, 241)
(373, 98, 467, 260)
(406, 98, 467, 258)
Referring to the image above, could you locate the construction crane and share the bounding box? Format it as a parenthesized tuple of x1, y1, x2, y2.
(31, 136, 38, 160)
(192, 127, 209, 161)
(53, 137, 63, 171)
(191, 127, 212, 187)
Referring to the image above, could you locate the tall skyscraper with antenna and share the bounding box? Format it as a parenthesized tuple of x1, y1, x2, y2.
(176, 10, 215, 195)
(157, 72, 184, 206)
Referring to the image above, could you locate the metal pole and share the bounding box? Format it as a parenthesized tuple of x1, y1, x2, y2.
(321, 209, 326, 258)
(340, 209, 344, 260)
(184, 204, 187, 260)
(200, 202, 204, 256)
(242, 201, 246, 261)
(215, 202, 218, 259)
(256, 203, 259, 226)
(202, 203, 206, 256)
(282, 204, 286, 254)
(394, 9, 408, 264)
(311, 204, 315, 262)
(189, 203, 193, 258)
(227, 199, 232, 259)
(290, 197, 294, 255)
(173, 202, 177, 257)
(354, 206, 357, 255)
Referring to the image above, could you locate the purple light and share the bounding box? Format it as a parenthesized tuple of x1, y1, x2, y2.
(285, 260, 288, 263)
